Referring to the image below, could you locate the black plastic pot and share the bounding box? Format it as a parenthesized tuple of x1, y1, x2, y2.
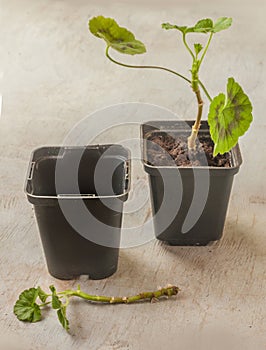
(141, 120, 242, 246)
(25, 145, 130, 279)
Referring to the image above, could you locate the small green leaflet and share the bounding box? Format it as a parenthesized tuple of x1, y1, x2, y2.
(162, 17, 232, 34)
(194, 43, 203, 55)
(13, 288, 41, 323)
(208, 77, 253, 156)
(89, 16, 146, 55)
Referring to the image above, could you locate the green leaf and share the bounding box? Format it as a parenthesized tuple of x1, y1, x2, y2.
(57, 307, 69, 331)
(37, 286, 48, 303)
(14, 288, 41, 323)
(162, 18, 213, 34)
(212, 17, 232, 33)
(194, 43, 203, 55)
(48, 285, 69, 331)
(89, 16, 146, 55)
(162, 22, 188, 34)
(49, 285, 62, 309)
(193, 18, 213, 33)
(208, 77, 253, 156)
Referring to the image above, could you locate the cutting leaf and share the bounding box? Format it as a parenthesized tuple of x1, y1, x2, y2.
(37, 286, 48, 303)
(212, 17, 232, 33)
(49, 285, 62, 309)
(89, 16, 146, 55)
(13, 288, 41, 323)
(208, 77, 253, 156)
(49, 285, 69, 330)
(57, 307, 69, 331)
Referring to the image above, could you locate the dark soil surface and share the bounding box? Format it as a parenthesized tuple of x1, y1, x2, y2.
(147, 132, 231, 167)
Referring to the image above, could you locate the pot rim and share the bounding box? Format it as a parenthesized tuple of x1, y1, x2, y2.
(25, 145, 131, 200)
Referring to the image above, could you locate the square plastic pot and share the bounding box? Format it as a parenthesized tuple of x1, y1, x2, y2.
(141, 120, 242, 246)
(25, 145, 130, 279)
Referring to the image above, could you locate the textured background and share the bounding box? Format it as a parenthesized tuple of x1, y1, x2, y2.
(0, 0, 265, 349)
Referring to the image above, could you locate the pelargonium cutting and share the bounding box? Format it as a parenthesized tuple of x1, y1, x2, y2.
(14, 284, 179, 331)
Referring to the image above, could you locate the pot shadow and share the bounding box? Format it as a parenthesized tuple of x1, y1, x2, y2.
(162, 219, 265, 262)
(115, 219, 265, 300)
(155, 219, 265, 296)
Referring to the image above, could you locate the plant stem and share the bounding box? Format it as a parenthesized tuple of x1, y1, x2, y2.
(195, 89, 204, 129)
(198, 32, 213, 68)
(106, 47, 212, 102)
(187, 87, 204, 149)
(39, 301, 51, 307)
(106, 46, 212, 151)
(186, 31, 215, 149)
(198, 80, 212, 102)
(182, 33, 195, 60)
(105, 46, 191, 84)
(60, 285, 179, 304)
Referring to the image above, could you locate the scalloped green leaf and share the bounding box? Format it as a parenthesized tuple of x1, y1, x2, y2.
(208, 77, 253, 156)
(89, 16, 146, 55)
(212, 17, 232, 33)
(194, 43, 203, 55)
(193, 18, 213, 33)
(14, 288, 41, 323)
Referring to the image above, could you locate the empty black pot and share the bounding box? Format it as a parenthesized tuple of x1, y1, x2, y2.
(141, 120, 242, 246)
(25, 145, 130, 279)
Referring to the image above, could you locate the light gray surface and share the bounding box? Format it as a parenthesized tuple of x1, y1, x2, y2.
(0, 0, 265, 349)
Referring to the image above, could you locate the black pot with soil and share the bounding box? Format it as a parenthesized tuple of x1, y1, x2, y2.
(141, 120, 242, 246)
(25, 145, 130, 279)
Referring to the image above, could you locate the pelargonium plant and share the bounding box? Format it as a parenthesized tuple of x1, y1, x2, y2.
(89, 16, 253, 157)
